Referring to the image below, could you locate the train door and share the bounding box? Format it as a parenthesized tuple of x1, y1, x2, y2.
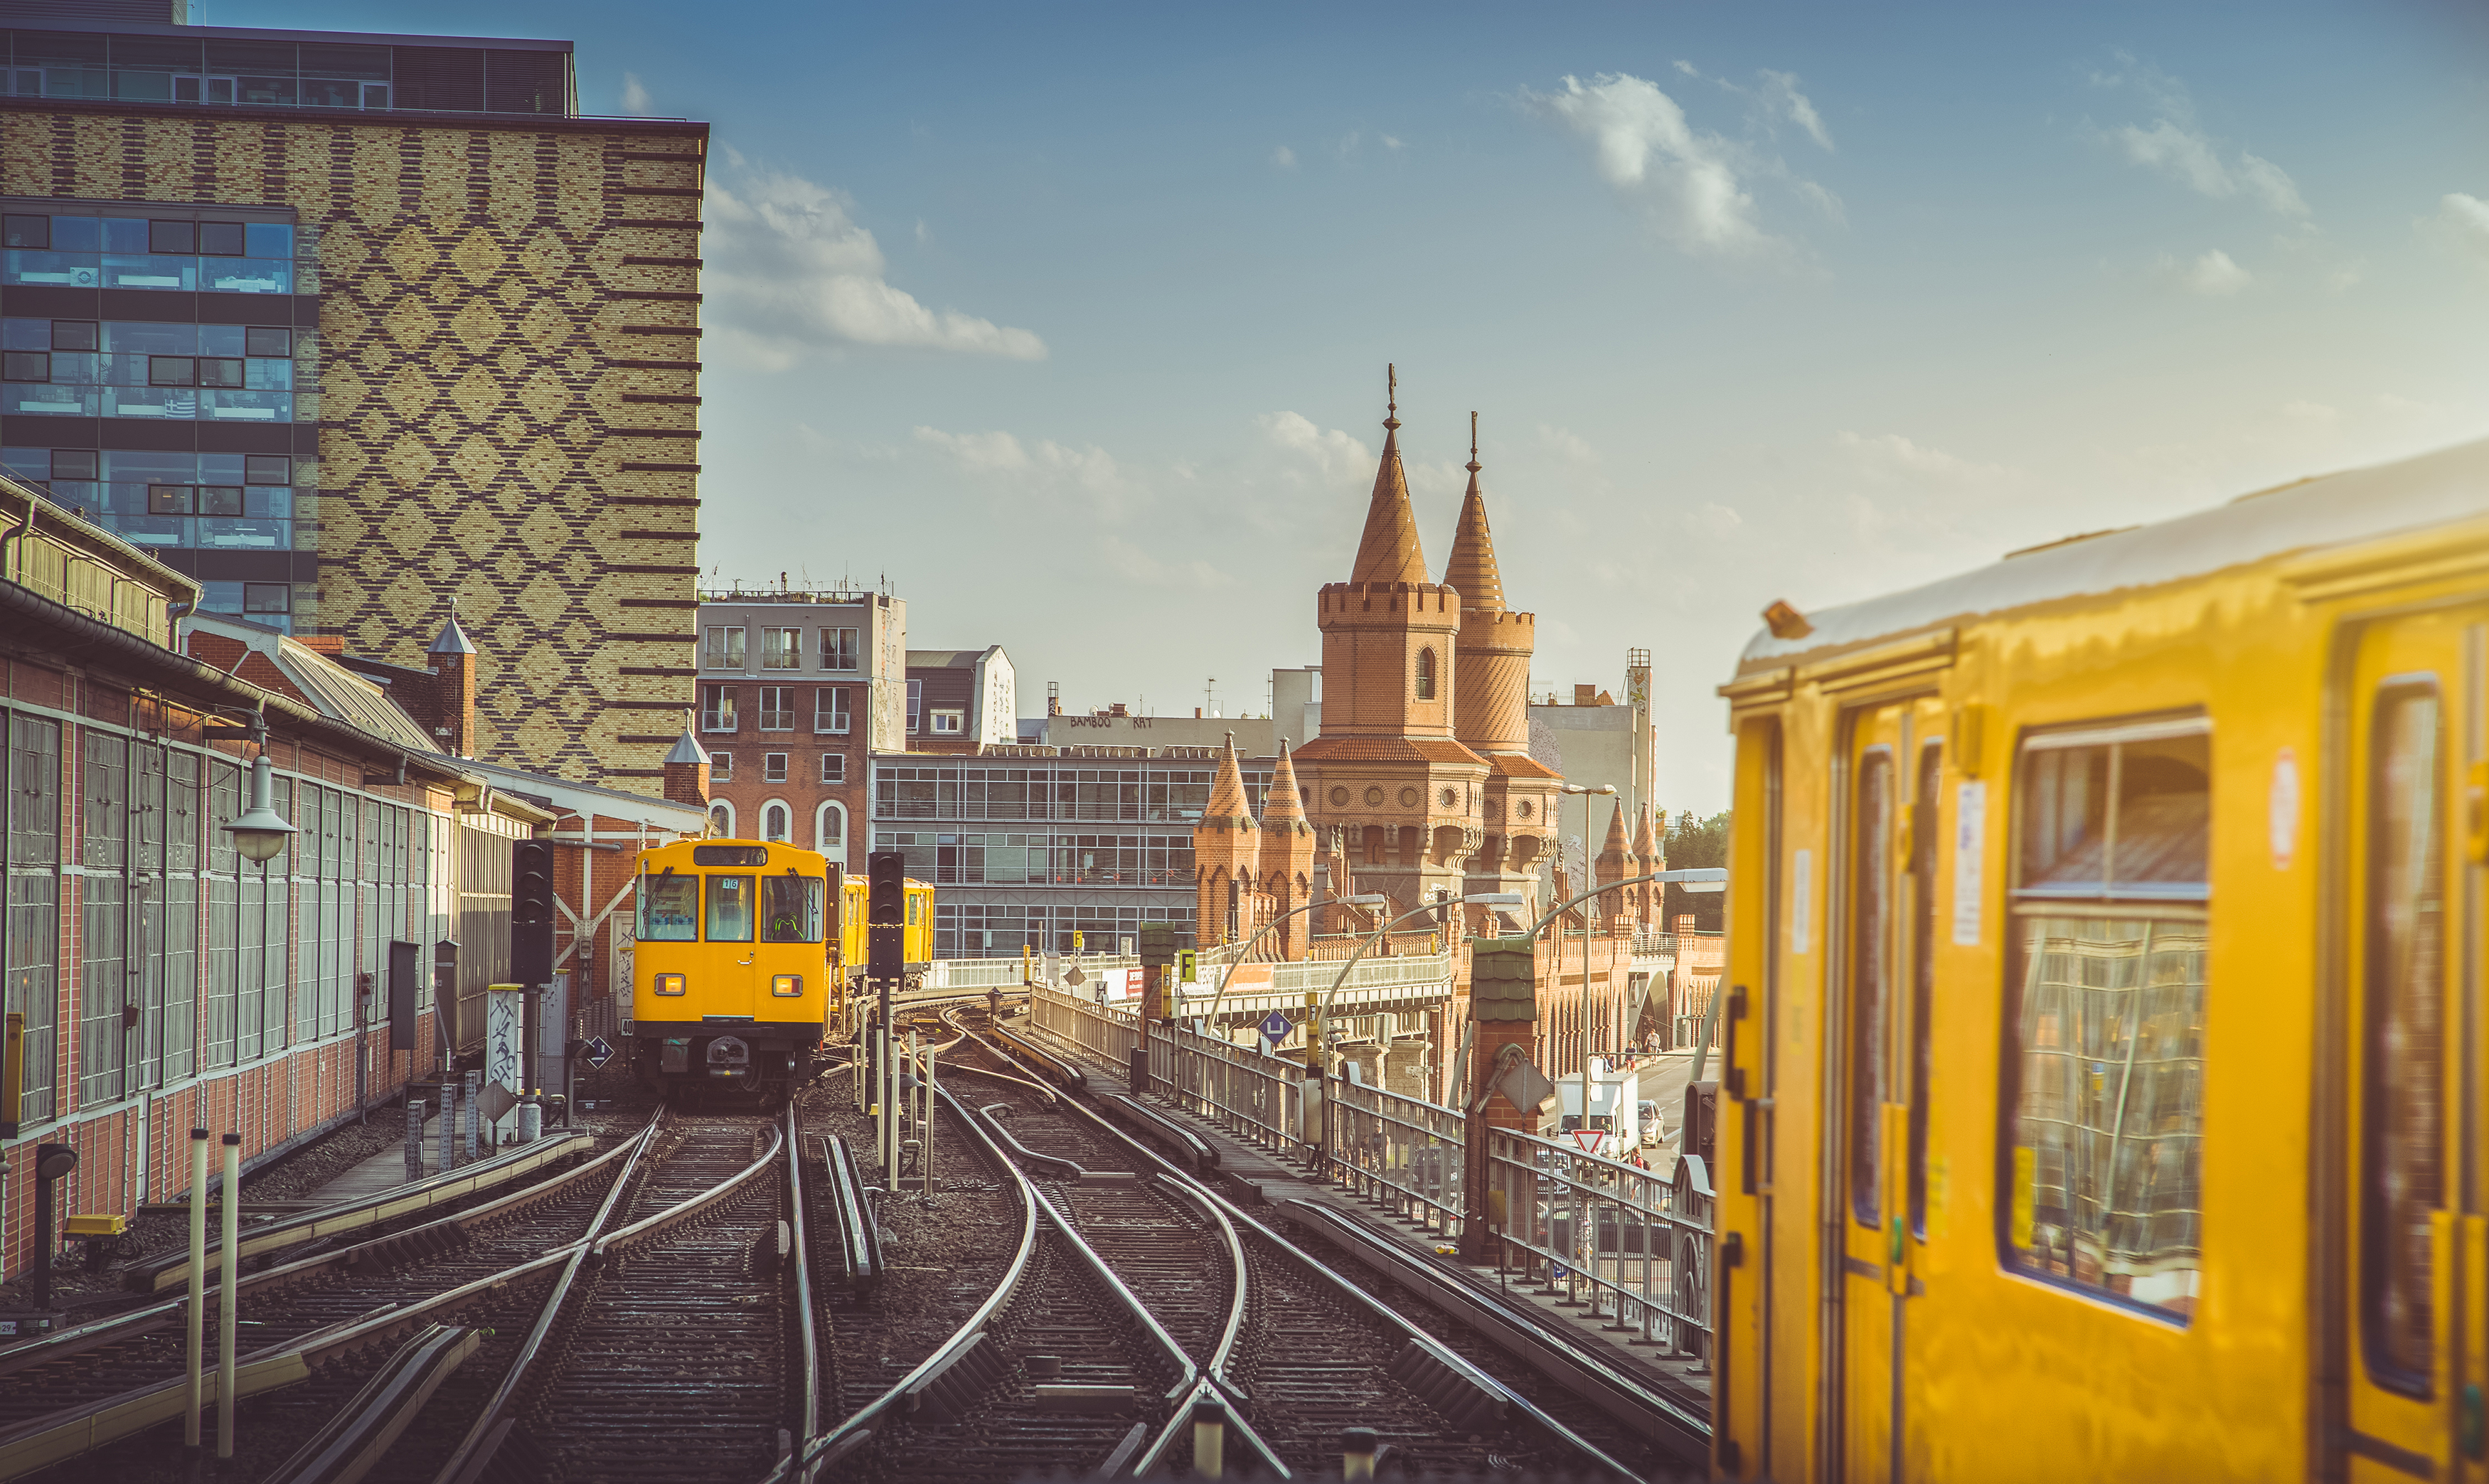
(1833, 695, 1944, 1484)
(704, 871, 761, 1018)
(2337, 610, 2485, 1483)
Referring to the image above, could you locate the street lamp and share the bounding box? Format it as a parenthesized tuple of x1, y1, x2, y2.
(1199, 892, 1388, 1030)
(1305, 891, 1526, 1173)
(1557, 783, 1616, 1136)
(1515, 865, 1729, 1128)
(218, 706, 297, 865)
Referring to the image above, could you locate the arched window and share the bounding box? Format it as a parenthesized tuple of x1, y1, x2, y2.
(708, 800, 735, 837)
(762, 801, 790, 841)
(1415, 648, 1437, 700)
(815, 801, 848, 865)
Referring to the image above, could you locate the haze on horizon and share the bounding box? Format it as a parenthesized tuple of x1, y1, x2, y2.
(241, 0, 2489, 811)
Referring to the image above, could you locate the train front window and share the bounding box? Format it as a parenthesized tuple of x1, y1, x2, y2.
(639, 875, 697, 941)
(762, 875, 824, 942)
(706, 875, 755, 941)
(2003, 715, 2210, 1320)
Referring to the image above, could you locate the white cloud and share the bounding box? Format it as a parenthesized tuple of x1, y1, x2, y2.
(2158, 247, 2252, 296)
(1692, 501, 1742, 538)
(1672, 59, 1700, 77)
(1537, 422, 1599, 466)
(2421, 192, 2489, 267)
(913, 426, 1030, 474)
(1522, 72, 1780, 259)
(1259, 411, 1376, 488)
(1272, 144, 1296, 169)
(705, 158, 1046, 368)
(2095, 64, 2307, 218)
(914, 426, 1138, 519)
(1381, 134, 1405, 151)
(1757, 70, 1832, 150)
(1838, 431, 2018, 484)
(913, 218, 932, 246)
(619, 73, 652, 117)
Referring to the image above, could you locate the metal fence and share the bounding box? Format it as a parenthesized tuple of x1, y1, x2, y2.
(1023, 986, 1712, 1359)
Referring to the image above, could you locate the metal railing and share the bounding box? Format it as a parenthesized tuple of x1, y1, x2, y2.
(1147, 1015, 1305, 1155)
(1485, 1127, 1713, 1358)
(1029, 985, 1141, 1069)
(1328, 1076, 1466, 1236)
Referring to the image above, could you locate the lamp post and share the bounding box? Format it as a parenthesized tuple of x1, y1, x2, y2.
(1306, 892, 1525, 1175)
(218, 706, 298, 866)
(1200, 892, 1388, 1031)
(1557, 783, 1616, 1148)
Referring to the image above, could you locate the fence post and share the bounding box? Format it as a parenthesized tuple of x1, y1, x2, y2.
(1462, 936, 1539, 1263)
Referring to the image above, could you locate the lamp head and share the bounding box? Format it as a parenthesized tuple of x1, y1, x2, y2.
(1463, 892, 1526, 906)
(1343, 893, 1389, 905)
(223, 753, 297, 863)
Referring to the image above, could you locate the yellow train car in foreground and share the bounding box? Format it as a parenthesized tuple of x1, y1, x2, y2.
(630, 838, 835, 1101)
(1712, 438, 2489, 1481)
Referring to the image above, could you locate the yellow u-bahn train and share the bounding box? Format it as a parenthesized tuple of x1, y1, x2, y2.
(1710, 437, 2489, 1481)
(628, 839, 931, 1101)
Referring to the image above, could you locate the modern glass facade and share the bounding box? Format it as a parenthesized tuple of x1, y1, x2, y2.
(1, 202, 317, 629)
(0, 27, 572, 117)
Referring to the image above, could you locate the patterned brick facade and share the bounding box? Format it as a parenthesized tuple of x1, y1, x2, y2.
(0, 97, 708, 797)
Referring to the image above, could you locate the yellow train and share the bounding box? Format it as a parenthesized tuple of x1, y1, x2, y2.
(838, 871, 934, 1003)
(1711, 438, 2489, 1481)
(629, 838, 845, 1101)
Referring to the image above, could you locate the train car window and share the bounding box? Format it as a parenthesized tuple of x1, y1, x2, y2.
(705, 875, 755, 941)
(2003, 715, 2210, 1320)
(638, 875, 697, 941)
(1907, 741, 1941, 1237)
(2362, 682, 2444, 1391)
(692, 844, 768, 868)
(1849, 746, 1895, 1228)
(762, 875, 824, 943)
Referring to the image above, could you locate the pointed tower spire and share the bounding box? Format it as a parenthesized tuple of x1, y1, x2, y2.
(1442, 411, 1504, 612)
(1349, 363, 1429, 587)
(1262, 740, 1308, 828)
(1202, 732, 1255, 831)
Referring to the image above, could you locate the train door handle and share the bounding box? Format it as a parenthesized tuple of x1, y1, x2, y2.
(739, 954, 754, 966)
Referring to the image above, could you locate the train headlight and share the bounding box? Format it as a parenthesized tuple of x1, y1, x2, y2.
(654, 973, 686, 996)
(771, 973, 803, 998)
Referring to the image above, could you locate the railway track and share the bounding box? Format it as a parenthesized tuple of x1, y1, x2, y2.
(780, 1011, 1650, 1481)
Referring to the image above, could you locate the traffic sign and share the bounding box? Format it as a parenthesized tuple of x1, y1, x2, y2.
(1176, 949, 1198, 984)
(582, 1035, 614, 1070)
(1260, 1011, 1291, 1042)
(1065, 966, 1087, 986)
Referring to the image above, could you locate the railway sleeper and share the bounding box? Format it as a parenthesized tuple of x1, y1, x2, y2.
(905, 1330, 1008, 1425)
(1384, 1338, 1508, 1436)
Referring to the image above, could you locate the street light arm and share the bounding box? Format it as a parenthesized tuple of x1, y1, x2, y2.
(1518, 868, 1727, 943)
(1201, 895, 1336, 1025)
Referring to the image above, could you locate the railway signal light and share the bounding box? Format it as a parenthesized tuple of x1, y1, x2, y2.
(511, 838, 555, 986)
(868, 849, 905, 988)
(1138, 922, 1174, 968)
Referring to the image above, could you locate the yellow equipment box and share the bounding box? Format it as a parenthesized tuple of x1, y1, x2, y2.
(64, 1214, 126, 1237)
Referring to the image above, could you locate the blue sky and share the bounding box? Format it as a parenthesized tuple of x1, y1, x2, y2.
(238, 1, 2489, 809)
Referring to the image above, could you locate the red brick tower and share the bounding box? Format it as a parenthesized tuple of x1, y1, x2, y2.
(1595, 799, 1636, 926)
(427, 603, 479, 759)
(1632, 804, 1664, 927)
(1294, 368, 1490, 924)
(1256, 741, 1318, 960)
(1441, 415, 1560, 917)
(1193, 735, 1260, 946)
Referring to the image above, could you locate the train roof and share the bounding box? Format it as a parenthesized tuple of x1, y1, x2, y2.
(1732, 433, 2489, 679)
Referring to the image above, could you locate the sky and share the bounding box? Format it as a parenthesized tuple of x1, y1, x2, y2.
(228, 1, 2489, 810)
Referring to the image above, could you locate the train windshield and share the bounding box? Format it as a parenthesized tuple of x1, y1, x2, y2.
(706, 875, 755, 941)
(762, 875, 824, 943)
(638, 874, 697, 941)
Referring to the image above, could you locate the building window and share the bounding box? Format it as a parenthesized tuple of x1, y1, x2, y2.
(907, 678, 922, 735)
(759, 686, 795, 731)
(703, 625, 746, 671)
(816, 687, 851, 734)
(816, 801, 846, 856)
(700, 684, 737, 732)
(821, 752, 846, 784)
(242, 583, 290, 615)
(708, 800, 734, 836)
(762, 802, 790, 841)
(710, 751, 733, 782)
(764, 752, 788, 783)
(1416, 647, 1437, 700)
(761, 627, 801, 670)
(932, 709, 964, 736)
(822, 626, 858, 671)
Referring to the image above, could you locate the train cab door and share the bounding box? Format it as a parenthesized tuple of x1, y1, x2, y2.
(2336, 610, 2488, 1484)
(1832, 694, 1945, 1484)
(704, 870, 761, 1020)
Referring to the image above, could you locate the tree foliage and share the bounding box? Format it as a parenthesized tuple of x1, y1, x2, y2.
(1660, 808, 1730, 931)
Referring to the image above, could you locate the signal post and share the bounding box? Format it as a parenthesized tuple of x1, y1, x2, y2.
(1135, 922, 1174, 1097)
(1461, 936, 1543, 1264)
(868, 850, 906, 1190)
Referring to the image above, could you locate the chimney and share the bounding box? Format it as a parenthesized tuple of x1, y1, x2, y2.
(427, 604, 479, 759)
(663, 711, 712, 811)
(1573, 683, 1599, 707)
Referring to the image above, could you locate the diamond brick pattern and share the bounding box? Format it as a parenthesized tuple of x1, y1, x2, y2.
(0, 103, 710, 795)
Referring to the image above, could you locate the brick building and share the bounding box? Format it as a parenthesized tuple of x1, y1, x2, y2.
(0, 3, 708, 794)
(0, 471, 703, 1287)
(694, 587, 907, 865)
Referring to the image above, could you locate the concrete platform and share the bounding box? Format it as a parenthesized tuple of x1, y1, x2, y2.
(306, 1110, 442, 1202)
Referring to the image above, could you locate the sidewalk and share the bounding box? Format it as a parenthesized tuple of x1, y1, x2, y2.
(307, 1109, 439, 1201)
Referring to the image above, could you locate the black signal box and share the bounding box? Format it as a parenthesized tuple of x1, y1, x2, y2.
(511, 838, 555, 986)
(1137, 922, 1175, 969)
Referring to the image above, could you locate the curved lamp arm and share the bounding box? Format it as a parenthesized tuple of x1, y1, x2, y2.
(1309, 892, 1525, 1069)
(1200, 893, 1385, 1026)
(1518, 868, 1727, 944)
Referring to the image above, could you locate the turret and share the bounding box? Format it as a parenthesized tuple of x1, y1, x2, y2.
(1191, 735, 1258, 946)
